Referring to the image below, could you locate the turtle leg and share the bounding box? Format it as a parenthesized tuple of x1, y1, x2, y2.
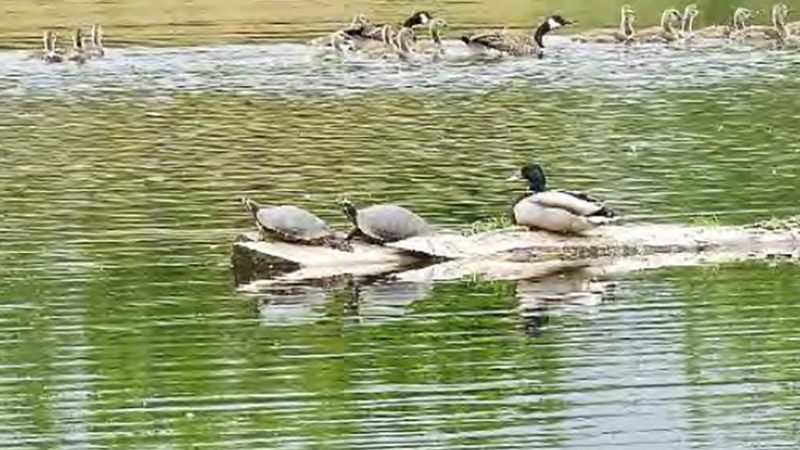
(324, 237, 354, 252)
(345, 228, 384, 245)
(345, 228, 362, 241)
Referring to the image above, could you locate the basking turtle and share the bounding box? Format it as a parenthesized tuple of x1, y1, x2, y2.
(338, 198, 432, 244)
(242, 197, 351, 251)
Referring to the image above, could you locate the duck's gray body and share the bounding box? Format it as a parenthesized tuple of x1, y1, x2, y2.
(513, 191, 611, 234)
(508, 164, 615, 235)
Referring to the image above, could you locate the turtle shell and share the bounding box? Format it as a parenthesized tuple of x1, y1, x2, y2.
(255, 205, 333, 243)
(355, 204, 431, 243)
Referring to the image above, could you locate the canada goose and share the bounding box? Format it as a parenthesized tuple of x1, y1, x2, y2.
(87, 24, 105, 58)
(507, 164, 615, 235)
(344, 11, 433, 51)
(414, 17, 448, 54)
(572, 5, 635, 44)
(787, 13, 800, 34)
(769, 5, 800, 47)
(461, 14, 574, 58)
(309, 13, 369, 52)
(694, 7, 753, 39)
(730, 4, 786, 42)
(636, 8, 683, 43)
(394, 17, 448, 61)
(66, 28, 89, 64)
(680, 4, 700, 39)
(41, 31, 64, 63)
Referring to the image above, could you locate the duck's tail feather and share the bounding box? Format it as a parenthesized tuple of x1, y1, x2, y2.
(587, 215, 618, 226)
(592, 206, 616, 218)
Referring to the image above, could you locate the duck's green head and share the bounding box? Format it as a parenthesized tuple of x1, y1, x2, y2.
(507, 164, 546, 192)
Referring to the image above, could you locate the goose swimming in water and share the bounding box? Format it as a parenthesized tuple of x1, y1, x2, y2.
(393, 17, 448, 61)
(309, 13, 369, 53)
(461, 14, 574, 58)
(344, 11, 433, 52)
(507, 164, 615, 234)
(730, 4, 787, 43)
(679, 4, 701, 40)
(41, 30, 64, 63)
(87, 24, 105, 59)
(694, 7, 753, 39)
(572, 5, 635, 44)
(66, 28, 89, 64)
(635, 8, 683, 43)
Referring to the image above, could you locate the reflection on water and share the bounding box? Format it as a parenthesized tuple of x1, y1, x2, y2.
(2, 24, 800, 450)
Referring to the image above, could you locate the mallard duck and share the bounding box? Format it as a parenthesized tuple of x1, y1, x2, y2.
(636, 8, 683, 43)
(66, 28, 89, 64)
(506, 164, 615, 235)
(730, 4, 786, 42)
(41, 30, 64, 63)
(680, 4, 701, 39)
(461, 14, 574, 58)
(572, 5, 635, 44)
(87, 23, 105, 58)
(694, 7, 753, 39)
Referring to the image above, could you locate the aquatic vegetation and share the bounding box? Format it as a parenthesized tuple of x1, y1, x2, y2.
(466, 214, 515, 234)
(750, 215, 800, 231)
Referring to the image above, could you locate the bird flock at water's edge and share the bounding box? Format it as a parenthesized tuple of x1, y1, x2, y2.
(38, 3, 800, 64)
(40, 24, 104, 64)
(308, 2, 800, 62)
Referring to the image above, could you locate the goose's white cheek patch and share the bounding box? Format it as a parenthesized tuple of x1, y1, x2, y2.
(548, 18, 562, 29)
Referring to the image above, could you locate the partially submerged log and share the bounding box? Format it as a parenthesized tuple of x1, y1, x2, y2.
(388, 223, 800, 260)
(233, 222, 800, 285)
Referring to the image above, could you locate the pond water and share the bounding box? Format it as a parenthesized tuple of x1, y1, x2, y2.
(2, 13, 800, 450)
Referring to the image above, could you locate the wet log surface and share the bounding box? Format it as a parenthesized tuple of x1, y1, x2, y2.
(232, 223, 800, 285)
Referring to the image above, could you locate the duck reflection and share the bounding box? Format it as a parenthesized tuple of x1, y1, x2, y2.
(515, 267, 615, 338)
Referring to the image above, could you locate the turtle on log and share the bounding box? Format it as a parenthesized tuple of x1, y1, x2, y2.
(242, 198, 352, 251)
(338, 198, 432, 244)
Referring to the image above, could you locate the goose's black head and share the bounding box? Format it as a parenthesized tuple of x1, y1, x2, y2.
(546, 15, 575, 30)
(403, 11, 433, 28)
(534, 15, 574, 49)
(507, 164, 547, 192)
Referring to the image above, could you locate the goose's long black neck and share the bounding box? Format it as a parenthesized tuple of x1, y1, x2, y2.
(533, 21, 551, 49)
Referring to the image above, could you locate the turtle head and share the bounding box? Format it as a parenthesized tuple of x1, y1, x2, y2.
(241, 197, 261, 217)
(337, 198, 359, 223)
(506, 164, 546, 192)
